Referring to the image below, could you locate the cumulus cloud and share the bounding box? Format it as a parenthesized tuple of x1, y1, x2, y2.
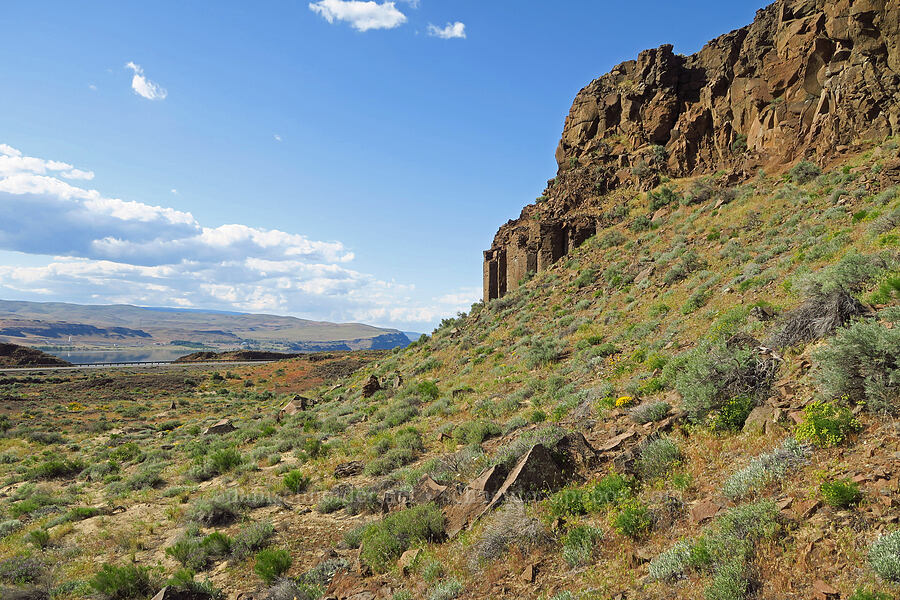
(309, 0, 407, 31)
(0, 143, 476, 329)
(125, 62, 168, 101)
(427, 21, 466, 39)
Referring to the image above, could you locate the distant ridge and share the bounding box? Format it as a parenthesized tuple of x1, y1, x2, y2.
(0, 299, 411, 352)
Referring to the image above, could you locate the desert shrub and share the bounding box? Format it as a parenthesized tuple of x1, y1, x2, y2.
(670, 335, 776, 424)
(316, 495, 346, 514)
(283, 470, 310, 494)
(126, 463, 165, 490)
(231, 520, 275, 561)
(848, 589, 893, 600)
(470, 501, 549, 567)
(562, 525, 603, 567)
(0, 520, 22, 538)
(90, 564, 156, 600)
(574, 268, 596, 289)
(611, 499, 651, 538)
(187, 492, 278, 526)
(814, 311, 900, 414)
(27, 457, 83, 480)
(452, 421, 500, 446)
(524, 336, 563, 368)
(663, 250, 704, 286)
(254, 549, 291, 584)
(27, 529, 50, 549)
(795, 400, 861, 447)
(649, 540, 692, 581)
(629, 401, 670, 424)
(600, 230, 626, 248)
(165, 569, 222, 599)
(869, 273, 900, 304)
(869, 530, 900, 582)
(722, 438, 809, 500)
(637, 437, 681, 479)
(359, 504, 445, 573)
(343, 522, 372, 549)
(649, 186, 679, 211)
(0, 556, 45, 584)
(790, 160, 821, 183)
(707, 396, 754, 432)
(208, 448, 242, 474)
(259, 579, 316, 600)
(428, 578, 462, 600)
(820, 478, 862, 508)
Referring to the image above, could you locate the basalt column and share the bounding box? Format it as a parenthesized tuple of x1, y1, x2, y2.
(482, 248, 507, 303)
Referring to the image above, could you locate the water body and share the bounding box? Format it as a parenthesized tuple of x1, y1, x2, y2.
(45, 348, 194, 364)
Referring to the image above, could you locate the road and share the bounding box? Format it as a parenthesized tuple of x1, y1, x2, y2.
(0, 360, 275, 373)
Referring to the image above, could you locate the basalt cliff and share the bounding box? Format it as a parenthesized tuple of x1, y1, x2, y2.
(484, 0, 900, 302)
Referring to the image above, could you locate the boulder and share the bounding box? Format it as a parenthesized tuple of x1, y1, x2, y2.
(362, 375, 381, 398)
(743, 404, 776, 435)
(412, 474, 449, 506)
(334, 461, 364, 479)
(202, 419, 235, 436)
(397, 548, 420, 574)
(150, 587, 212, 600)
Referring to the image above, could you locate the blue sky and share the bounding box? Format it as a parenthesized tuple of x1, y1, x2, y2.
(0, 0, 767, 331)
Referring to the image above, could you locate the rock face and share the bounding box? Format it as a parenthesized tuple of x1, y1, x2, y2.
(484, 0, 900, 302)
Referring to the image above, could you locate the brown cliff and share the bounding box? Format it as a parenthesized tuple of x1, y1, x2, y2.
(484, 0, 900, 302)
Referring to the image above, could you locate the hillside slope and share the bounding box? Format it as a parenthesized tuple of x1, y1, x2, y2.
(0, 2, 898, 600)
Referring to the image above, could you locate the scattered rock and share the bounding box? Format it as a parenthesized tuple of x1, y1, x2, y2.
(521, 563, 536, 583)
(398, 548, 420, 574)
(412, 474, 449, 506)
(202, 419, 235, 436)
(362, 375, 381, 398)
(150, 587, 213, 600)
(691, 499, 723, 524)
(812, 579, 839, 599)
(743, 404, 776, 435)
(334, 461, 364, 479)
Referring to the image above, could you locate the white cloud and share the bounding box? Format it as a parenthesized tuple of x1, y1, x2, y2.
(0, 143, 471, 329)
(61, 169, 95, 181)
(309, 0, 407, 32)
(171, 189, 178, 195)
(427, 21, 466, 39)
(88, 84, 98, 91)
(274, 134, 282, 142)
(125, 62, 168, 101)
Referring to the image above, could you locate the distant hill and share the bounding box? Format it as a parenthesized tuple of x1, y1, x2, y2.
(0, 300, 411, 352)
(0, 343, 71, 367)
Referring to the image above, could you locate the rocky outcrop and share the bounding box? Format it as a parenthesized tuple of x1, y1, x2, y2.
(484, 0, 900, 302)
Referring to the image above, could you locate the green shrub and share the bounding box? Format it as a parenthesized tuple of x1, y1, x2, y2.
(90, 564, 157, 600)
(452, 421, 500, 445)
(254, 549, 292, 584)
(359, 504, 445, 573)
(417, 381, 440, 401)
(790, 160, 822, 184)
(795, 400, 861, 447)
(231, 520, 275, 561)
(27, 457, 84, 480)
(27, 528, 50, 549)
(316, 495, 346, 514)
(574, 268, 596, 289)
(428, 578, 462, 600)
(820, 478, 862, 508)
(722, 438, 809, 500)
(524, 336, 563, 368)
(283, 470, 310, 494)
(870, 531, 900, 581)
(562, 525, 603, 567)
(546, 487, 587, 518)
(849, 588, 893, 600)
(611, 499, 651, 538)
(637, 437, 681, 479)
(208, 448, 242, 474)
(0, 555, 45, 584)
(707, 396, 754, 432)
(669, 337, 773, 424)
(814, 312, 900, 414)
(629, 401, 671, 424)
